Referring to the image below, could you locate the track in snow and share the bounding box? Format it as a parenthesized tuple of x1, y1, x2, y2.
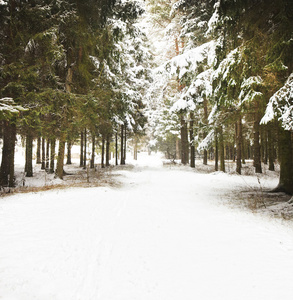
(0, 154, 293, 300)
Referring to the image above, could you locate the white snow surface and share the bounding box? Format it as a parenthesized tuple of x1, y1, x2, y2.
(1, 153, 293, 300)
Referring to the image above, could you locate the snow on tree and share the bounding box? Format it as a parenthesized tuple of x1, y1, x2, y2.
(0, 98, 27, 119)
(261, 73, 293, 131)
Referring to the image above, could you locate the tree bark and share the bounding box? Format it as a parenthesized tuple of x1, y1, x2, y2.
(0, 121, 16, 187)
(106, 135, 110, 167)
(56, 133, 66, 179)
(101, 137, 105, 168)
(215, 129, 219, 171)
(180, 115, 189, 165)
(120, 125, 125, 165)
(36, 137, 41, 164)
(203, 98, 208, 165)
(83, 128, 87, 168)
(66, 141, 72, 165)
(190, 113, 195, 168)
(25, 133, 33, 177)
(124, 124, 127, 163)
(275, 127, 293, 194)
(45, 139, 50, 170)
(268, 124, 275, 171)
(80, 130, 84, 167)
(219, 125, 225, 172)
(41, 137, 45, 170)
(49, 138, 56, 174)
(8, 123, 16, 187)
(91, 135, 95, 169)
(115, 132, 118, 165)
(236, 116, 242, 174)
(254, 105, 262, 173)
(134, 137, 138, 161)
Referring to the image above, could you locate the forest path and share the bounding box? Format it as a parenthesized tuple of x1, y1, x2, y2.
(0, 153, 293, 300)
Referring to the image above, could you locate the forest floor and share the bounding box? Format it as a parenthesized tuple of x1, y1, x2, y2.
(2, 151, 292, 221)
(0, 152, 293, 300)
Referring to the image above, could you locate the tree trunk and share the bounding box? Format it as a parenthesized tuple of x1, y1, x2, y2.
(0, 121, 16, 187)
(36, 137, 41, 164)
(134, 137, 138, 161)
(101, 138, 105, 168)
(83, 128, 87, 168)
(8, 123, 16, 187)
(275, 127, 293, 194)
(215, 129, 219, 171)
(46, 139, 50, 170)
(124, 124, 127, 163)
(120, 125, 125, 165)
(219, 125, 225, 172)
(236, 116, 242, 174)
(254, 106, 262, 173)
(25, 133, 33, 177)
(56, 64, 71, 179)
(91, 134, 95, 169)
(190, 113, 195, 168)
(49, 138, 56, 174)
(268, 124, 275, 171)
(203, 98, 208, 165)
(263, 128, 268, 165)
(180, 115, 189, 165)
(176, 138, 180, 160)
(106, 135, 110, 167)
(115, 132, 118, 165)
(41, 137, 45, 170)
(56, 134, 66, 179)
(79, 131, 83, 167)
(66, 141, 72, 165)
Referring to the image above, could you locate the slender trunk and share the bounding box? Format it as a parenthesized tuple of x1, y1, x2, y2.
(120, 125, 124, 165)
(203, 98, 208, 165)
(45, 139, 50, 170)
(101, 138, 105, 168)
(180, 115, 189, 165)
(263, 128, 268, 164)
(190, 113, 195, 168)
(83, 128, 87, 168)
(124, 124, 127, 163)
(268, 124, 275, 171)
(115, 132, 118, 165)
(36, 137, 41, 164)
(106, 136, 110, 167)
(80, 131, 84, 167)
(25, 133, 33, 177)
(254, 105, 262, 173)
(219, 125, 225, 172)
(41, 137, 45, 170)
(49, 138, 56, 174)
(66, 141, 72, 165)
(91, 135, 95, 169)
(176, 139, 180, 160)
(236, 116, 242, 174)
(242, 137, 246, 164)
(134, 138, 138, 161)
(56, 65, 71, 179)
(215, 128, 218, 171)
(8, 123, 16, 187)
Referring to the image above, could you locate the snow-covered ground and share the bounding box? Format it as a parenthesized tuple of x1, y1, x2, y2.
(0, 152, 293, 300)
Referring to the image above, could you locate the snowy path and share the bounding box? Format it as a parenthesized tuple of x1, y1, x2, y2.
(0, 154, 293, 300)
